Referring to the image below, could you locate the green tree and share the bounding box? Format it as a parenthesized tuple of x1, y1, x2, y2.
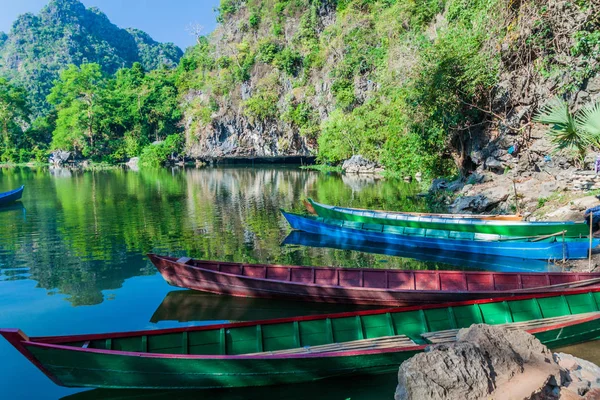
(47, 64, 108, 159)
(0, 78, 30, 162)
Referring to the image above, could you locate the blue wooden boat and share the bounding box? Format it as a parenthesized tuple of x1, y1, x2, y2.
(281, 211, 599, 260)
(0, 186, 24, 206)
(282, 231, 554, 273)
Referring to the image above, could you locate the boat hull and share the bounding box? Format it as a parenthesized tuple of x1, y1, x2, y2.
(149, 255, 600, 307)
(282, 212, 598, 260)
(0, 185, 24, 206)
(3, 290, 600, 389)
(309, 199, 590, 237)
(14, 314, 600, 389)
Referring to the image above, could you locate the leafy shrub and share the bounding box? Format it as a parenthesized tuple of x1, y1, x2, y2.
(139, 134, 184, 167)
(249, 13, 261, 29)
(256, 40, 281, 64)
(274, 48, 303, 76)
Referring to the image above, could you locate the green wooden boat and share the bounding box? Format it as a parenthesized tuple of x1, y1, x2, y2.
(2, 289, 600, 389)
(307, 199, 590, 237)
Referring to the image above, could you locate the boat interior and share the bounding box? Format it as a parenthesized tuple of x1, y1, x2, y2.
(38, 292, 600, 357)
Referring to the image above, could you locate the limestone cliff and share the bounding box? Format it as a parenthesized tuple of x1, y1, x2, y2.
(180, 0, 599, 173)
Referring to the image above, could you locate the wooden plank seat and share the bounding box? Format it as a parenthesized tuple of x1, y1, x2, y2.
(422, 312, 600, 344)
(252, 334, 417, 356)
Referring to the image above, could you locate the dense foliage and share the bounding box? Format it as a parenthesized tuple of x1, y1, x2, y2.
(1, 0, 598, 174)
(0, 0, 182, 116)
(175, 0, 506, 177)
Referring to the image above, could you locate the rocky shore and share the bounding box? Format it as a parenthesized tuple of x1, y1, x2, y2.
(395, 325, 600, 400)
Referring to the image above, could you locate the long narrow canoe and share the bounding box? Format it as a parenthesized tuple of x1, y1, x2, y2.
(304, 199, 523, 221)
(282, 231, 554, 273)
(3, 290, 600, 389)
(0, 185, 24, 206)
(308, 199, 590, 237)
(149, 254, 600, 306)
(281, 211, 599, 260)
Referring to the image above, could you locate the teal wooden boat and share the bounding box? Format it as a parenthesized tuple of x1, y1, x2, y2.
(2, 289, 600, 389)
(307, 199, 590, 237)
(282, 211, 599, 260)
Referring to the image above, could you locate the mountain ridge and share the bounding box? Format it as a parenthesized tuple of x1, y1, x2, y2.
(0, 0, 183, 115)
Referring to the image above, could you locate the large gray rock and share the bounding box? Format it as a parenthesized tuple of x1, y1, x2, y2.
(395, 324, 562, 400)
(49, 150, 71, 166)
(126, 157, 139, 171)
(341, 155, 385, 175)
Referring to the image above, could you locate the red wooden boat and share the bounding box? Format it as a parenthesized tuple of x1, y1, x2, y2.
(148, 254, 600, 306)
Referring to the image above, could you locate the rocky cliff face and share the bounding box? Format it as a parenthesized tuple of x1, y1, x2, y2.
(181, 1, 339, 159)
(181, 0, 599, 171)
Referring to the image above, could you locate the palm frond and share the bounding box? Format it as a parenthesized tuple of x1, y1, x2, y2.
(575, 100, 600, 139)
(534, 98, 571, 126)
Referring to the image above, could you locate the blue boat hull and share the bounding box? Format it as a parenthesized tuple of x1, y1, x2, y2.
(281, 212, 599, 260)
(0, 186, 24, 206)
(282, 231, 555, 273)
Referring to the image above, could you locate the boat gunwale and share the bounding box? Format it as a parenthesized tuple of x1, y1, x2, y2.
(306, 199, 523, 221)
(0, 185, 24, 199)
(15, 313, 600, 360)
(283, 211, 597, 246)
(311, 199, 586, 227)
(20, 287, 600, 344)
(150, 254, 600, 296)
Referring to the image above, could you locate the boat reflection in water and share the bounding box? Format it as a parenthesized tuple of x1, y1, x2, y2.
(150, 289, 375, 324)
(62, 372, 397, 400)
(282, 231, 558, 273)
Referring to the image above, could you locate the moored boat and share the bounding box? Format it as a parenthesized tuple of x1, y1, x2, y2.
(307, 199, 589, 237)
(303, 199, 523, 221)
(3, 289, 600, 389)
(281, 211, 599, 260)
(282, 231, 554, 273)
(0, 185, 24, 206)
(149, 254, 600, 306)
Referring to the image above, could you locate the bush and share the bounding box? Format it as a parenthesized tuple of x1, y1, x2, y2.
(274, 48, 303, 76)
(256, 40, 281, 64)
(139, 134, 184, 167)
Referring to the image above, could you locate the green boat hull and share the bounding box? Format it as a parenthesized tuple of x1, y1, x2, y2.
(5, 290, 600, 389)
(309, 199, 590, 237)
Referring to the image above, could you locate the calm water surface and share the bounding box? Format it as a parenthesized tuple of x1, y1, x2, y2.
(0, 166, 596, 399)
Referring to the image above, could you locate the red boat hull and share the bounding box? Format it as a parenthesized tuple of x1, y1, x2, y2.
(148, 254, 600, 306)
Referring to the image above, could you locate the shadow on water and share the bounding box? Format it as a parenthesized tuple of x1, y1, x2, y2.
(61, 373, 398, 400)
(282, 231, 558, 273)
(150, 290, 376, 323)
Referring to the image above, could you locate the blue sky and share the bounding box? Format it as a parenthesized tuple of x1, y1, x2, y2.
(0, 0, 221, 50)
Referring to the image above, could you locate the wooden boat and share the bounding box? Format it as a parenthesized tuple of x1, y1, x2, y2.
(281, 211, 599, 260)
(149, 254, 600, 306)
(304, 199, 523, 221)
(3, 289, 600, 389)
(62, 373, 397, 400)
(0, 185, 24, 206)
(282, 231, 554, 273)
(307, 199, 589, 237)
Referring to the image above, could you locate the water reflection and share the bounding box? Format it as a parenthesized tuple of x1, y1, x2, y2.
(151, 290, 375, 323)
(282, 231, 558, 273)
(0, 166, 426, 307)
(62, 372, 398, 400)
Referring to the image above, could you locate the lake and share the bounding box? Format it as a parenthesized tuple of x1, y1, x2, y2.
(0, 166, 597, 399)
